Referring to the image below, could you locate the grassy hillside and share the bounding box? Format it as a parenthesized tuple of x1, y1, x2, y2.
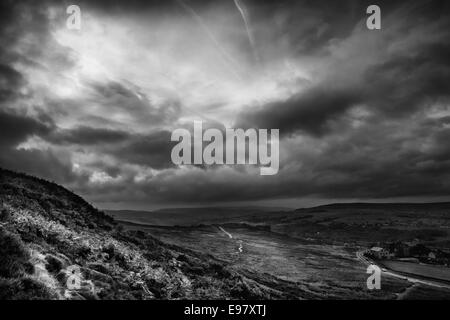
(270, 203, 450, 247)
(0, 168, 290, 300)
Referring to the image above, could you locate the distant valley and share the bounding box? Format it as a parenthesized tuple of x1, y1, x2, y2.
(109, 203, 450, 299)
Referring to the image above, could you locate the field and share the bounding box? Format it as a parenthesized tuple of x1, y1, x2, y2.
(113, 203, 450, 299)
(380, 261, 450, 282)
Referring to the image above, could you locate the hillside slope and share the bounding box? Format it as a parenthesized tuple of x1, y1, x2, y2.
(0, 168, 292, 300)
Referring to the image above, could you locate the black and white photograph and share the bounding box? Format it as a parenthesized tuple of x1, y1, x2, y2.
(1, 0, 450, 310)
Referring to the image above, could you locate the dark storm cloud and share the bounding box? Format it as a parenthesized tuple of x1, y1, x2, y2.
(89, 80, 181, 126)
(0, 109, 53, 148)
(81, 104, 450, 205)
(298, 114, 450, 200)
(304, 118, 450, 199)
(0, 148, 78, 184)
(237, 0, 450, 137)
(48, 126, 130, 145)
(364, 42, 450, 116)
(125, 118, 450, 204)
(0, 109, 77, 184)
(0, 64, 25, 102)
(0, 0, 23, 49)
(237, 87, 362, 136)
(0, 0, 53, 57)
(46, 126, 175, 170)
(110, 131, 176, 170)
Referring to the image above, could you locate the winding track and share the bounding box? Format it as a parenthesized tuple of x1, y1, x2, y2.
(218, 226, 244, 254)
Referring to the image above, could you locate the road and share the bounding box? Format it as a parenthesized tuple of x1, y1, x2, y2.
(218, 226, 243, 254)
(218, 226, 233, 239)
(356, 250, 450, 290)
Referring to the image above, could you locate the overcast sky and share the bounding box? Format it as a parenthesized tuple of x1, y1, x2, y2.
(1, 0, 450, 210)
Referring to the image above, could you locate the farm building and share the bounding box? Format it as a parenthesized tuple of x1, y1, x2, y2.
(369, 247, 391, 259)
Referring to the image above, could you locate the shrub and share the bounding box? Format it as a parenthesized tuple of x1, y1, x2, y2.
(0, 277, 55, 300)
(0, 206, 11, 221)
(23, 261, 35, 274)
(45, 255, 64, 273)
(74, 245, 92, 259)
(102, 243, 116, 258)
(144, 278, 166, 298)
(0, 228, 30, 278)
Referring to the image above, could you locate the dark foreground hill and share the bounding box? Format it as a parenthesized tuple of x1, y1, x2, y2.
(0, 168, 290, 300)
